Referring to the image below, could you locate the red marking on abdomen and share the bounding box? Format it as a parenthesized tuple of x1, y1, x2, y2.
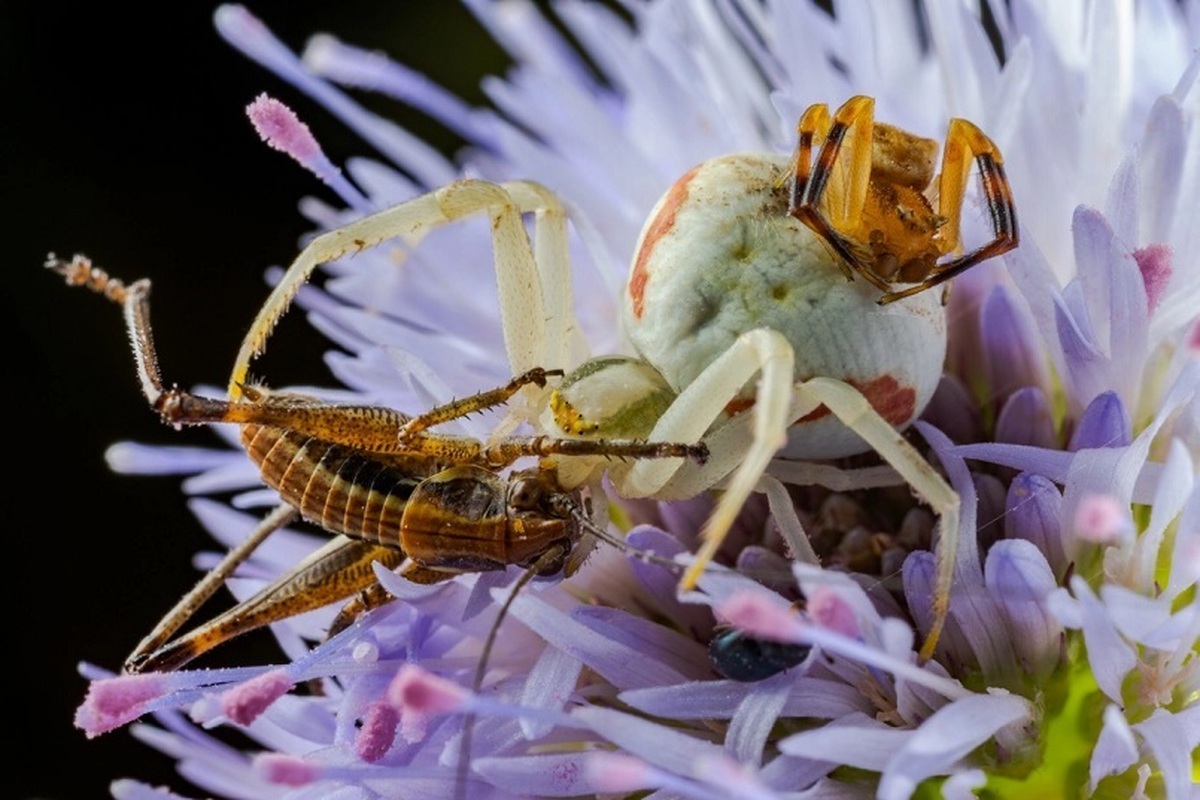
(628, 166, 699, 319)
(724, 396, 755, 416)
(795, 374, 916, 427)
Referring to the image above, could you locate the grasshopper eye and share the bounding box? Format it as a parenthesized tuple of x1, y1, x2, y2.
(508, 475, 547, 512)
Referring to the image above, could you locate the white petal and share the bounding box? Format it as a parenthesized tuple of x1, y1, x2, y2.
(877, 693, 1032, 800)
(518, 641, 582, 740)
(571, 705, 724, 779)
(1133, 709, 1194, 800)
(726, 671, 793, 767)
(779, 713, 907, 771)
(1167, 484, 1200, 598)
(1135, 439, 1195, 587)
(1100, 583, 1188, 649)
(1068, 576, 1138, 702)
(941, 769, 987, 800)
(1090, 705, 1138, 793)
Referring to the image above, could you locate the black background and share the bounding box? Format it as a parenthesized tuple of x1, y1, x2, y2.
(3, 3, 509, 797)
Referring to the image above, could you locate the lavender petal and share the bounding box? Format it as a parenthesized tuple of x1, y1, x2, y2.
(1068, 390, 1132, 450)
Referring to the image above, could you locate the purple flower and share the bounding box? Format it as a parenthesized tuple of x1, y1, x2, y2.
(76, 2, 1198, 798)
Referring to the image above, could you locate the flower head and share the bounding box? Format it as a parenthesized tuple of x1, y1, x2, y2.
(79, 2, 1198, 799)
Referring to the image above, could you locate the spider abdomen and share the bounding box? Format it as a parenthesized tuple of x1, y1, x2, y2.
(624, 153, 946, 459)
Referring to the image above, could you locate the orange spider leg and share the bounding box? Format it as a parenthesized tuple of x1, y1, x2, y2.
(789, 95, 890, 293)
(787, 103, 830, 219)
(879, 118, 1018, 305)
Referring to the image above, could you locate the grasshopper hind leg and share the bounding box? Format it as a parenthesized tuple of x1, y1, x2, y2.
(129, 533, 406, 673)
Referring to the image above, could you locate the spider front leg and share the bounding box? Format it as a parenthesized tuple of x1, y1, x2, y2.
(604, 329, 800, 578)
(788, 95, 892, 293)
(611, 326, 959, 660)
(790, 378, 960, 661)
(230, 179, 586, 410)
(879, 118, 1019, 304)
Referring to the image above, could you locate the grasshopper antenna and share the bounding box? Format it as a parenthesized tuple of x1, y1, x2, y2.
(455, 546, 565, 800)
(454, 502, 683, 798)
(574, 514, 685, 573)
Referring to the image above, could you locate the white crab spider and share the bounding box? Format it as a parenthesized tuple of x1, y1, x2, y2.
(232, 96, 1017, 659)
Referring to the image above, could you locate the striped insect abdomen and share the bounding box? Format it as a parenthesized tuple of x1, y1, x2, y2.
(241, 424, 420, 549)
(239, 427, 575, 578)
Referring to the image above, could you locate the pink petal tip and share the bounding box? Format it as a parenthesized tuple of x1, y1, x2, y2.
(1132, 243, 1172, 314)
(807, 586, 860, 638)
(355, 702, 399, 762)
(715, 590, 805, 643)
(74, 673, 169, 737)
(386, 664, 468, 715)
(246, 93, 321, 163)
(1073, 494, 1129, 543)
(221, 668, 293, 726)
(254, 753, 319, 786)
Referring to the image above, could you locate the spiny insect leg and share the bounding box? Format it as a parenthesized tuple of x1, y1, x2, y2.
(125, 504, 298, 672)
(130, 536, 405, 673)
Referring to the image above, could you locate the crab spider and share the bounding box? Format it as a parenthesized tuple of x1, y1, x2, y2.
(233, 96, 1017, 660)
